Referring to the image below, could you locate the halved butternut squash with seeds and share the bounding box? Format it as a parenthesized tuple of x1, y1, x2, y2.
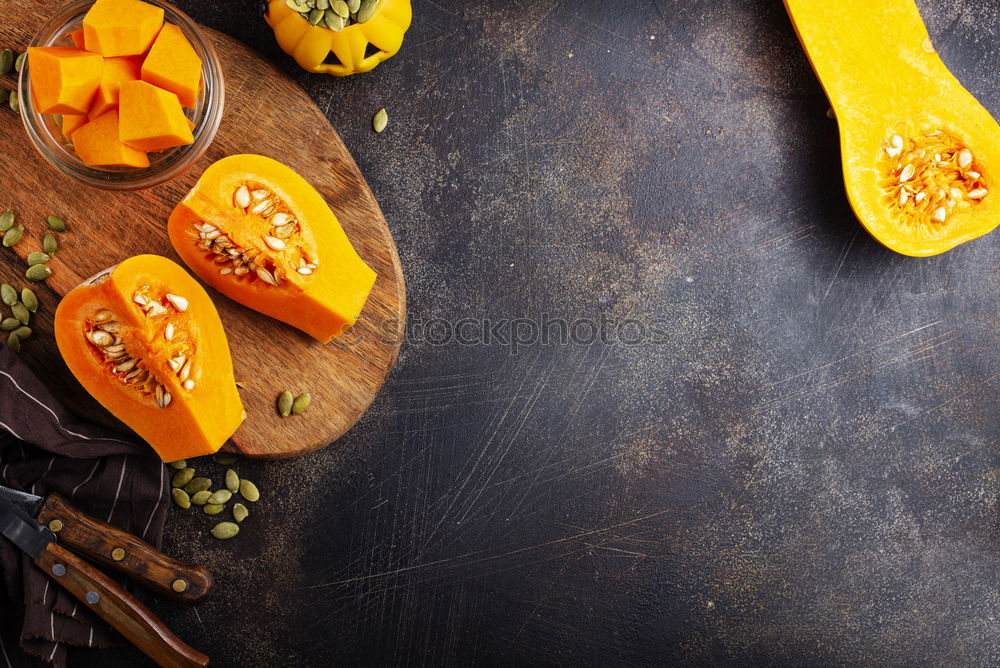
(167, 155, 377, 343)
(54, 255, 244, 462)
(784, 0, 1000, 256)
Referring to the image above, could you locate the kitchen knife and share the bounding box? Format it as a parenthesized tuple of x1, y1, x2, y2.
(0, 484, 212, 603)
(0, 495, 209, 668)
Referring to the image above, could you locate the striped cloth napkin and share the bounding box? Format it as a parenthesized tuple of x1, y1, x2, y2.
(0, 346, 169, 668)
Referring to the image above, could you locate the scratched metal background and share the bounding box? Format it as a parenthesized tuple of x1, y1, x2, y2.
(72, 1, 1000, 666)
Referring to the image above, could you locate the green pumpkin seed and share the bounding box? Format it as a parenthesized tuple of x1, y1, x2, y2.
(204, 504, 225, 516)
(12, 326, 31, 341)
(208, 489, 232, 505)
(184, 477, 212, 494)
(6, 333, 19, 352)
(25, 264, 51, 281)
(323, 9, 344, 30)
(0, 90, 7, 106)
(211, 522, 239, 539)
(239, 479, 260, 502)
(3, 226, 23, 247)
(11, 302, 29, 325)
(233, 503, 249, 523)
(348, 0, 360, 12)
(331, 0, 349, 16)
(315, 0, 329, 9)
(13, 52, 24, 73)
(356, 0, 377, 22)
(291, 393, 312, 415)
(26, 252, 49, 267)
(308, 8, 324, 24)
(1, 284, 16, 306)
(191, 490, 212, 505)
(213, 453, 239, 465)
(171, 467, 195, 488)
(0, 318, 19, 331)
(172, 488, 191, 509)
(0, 211, 13, 232)
(225, 469, 239, 493)
(43, 233, 57, 255)
(277, 390, 293, 416)
(46, 215, 66, 232)
(8, 91, 17, 114)
(0, 50, 12, 75)
(372, 108, 388, 133)
(168, 459, 187, 470)
(20, 289, 36, 313)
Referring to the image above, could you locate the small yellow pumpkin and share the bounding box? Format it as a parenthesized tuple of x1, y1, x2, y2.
(265, 0, 411, 76)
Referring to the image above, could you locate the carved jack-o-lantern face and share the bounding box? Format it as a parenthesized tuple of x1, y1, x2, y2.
(265, 0, 412, 76)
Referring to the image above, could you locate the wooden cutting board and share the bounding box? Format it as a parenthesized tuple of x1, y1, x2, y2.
(0, 10, 406, 458)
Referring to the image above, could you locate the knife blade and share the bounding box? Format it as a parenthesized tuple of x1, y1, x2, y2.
(0, 495, 209, 668)
(0, 484, 212, 603)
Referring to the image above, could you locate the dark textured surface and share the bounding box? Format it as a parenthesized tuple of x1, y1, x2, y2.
(70, 1, 1000, 666)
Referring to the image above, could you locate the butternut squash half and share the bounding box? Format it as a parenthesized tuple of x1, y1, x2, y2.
(54, 255, 245, 462)
(784, 0, 1000, 256)
(167, 155, 377, 343)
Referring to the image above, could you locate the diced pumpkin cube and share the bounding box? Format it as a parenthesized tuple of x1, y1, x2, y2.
(68, 29, 85, 48)
(28, 47, 103, 115)
(141, 23, 201, 109)
(89, 55, 143, 117)
(83, 0, 164, 57)
(118, 80, 193, 152)
(72, 109, 149, 167)
(62, 113, 88, 139)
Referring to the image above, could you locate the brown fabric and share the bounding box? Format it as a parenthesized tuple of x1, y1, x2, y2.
(0, 346, 169, 667)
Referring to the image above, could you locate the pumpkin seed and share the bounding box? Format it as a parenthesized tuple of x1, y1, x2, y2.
(214, 453, 239, 465)
(0, 318, 19, 331)
(191, 490, 212, 505)
(204, 504, 225, 516)
(372, 108, 388, 133)
(357, 0, 377, 22)
(239, 479, 260, 502)
(331, 0, 349, 16)
(286, 0, 310, 11)
(13, 52, 24, 73)
(8, 91, 17, 114)
(25, 264, 51, 281)
(225, 469, 240, 493)
(316, 0, 329, 9)
(277, 390, 293, 416)
(0, 50, 12, 75)
(208, 489, 233, 505)
(12, 326, 31, 341)
(20, 289, 36, 313)
(43, 233, 58, 255)
(27, 252, 49, 266)
(291, 393, 312, 415)
(308, 8, 324, 24)
(184, 477, 212, 494)
(233, 503, 249, 523)
(11, 302, 29, 325)
(348, 0, 360, 12)
(46, 215, 66, 232)
(6, 332, 19, 352)
(1, 284, 16, 306)
(168, 459, 187, 470)
(0, 211, 13, 232)
(172, 488, 191, 509)
(172, 467, 195, 488)
(211, 522, 239, 539)
(323, 9, 344, 30)
(3, 226, 23, 247)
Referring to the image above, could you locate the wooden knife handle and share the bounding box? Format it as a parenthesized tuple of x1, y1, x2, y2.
(35, 542, 210, 668)
(37, 493, 213, 604)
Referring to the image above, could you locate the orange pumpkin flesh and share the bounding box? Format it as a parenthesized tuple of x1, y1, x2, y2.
(54, 255, 245, 462)
(167, 155, 377, 343)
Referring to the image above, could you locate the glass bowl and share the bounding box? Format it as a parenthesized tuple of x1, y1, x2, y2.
(18, 0, 224, 191)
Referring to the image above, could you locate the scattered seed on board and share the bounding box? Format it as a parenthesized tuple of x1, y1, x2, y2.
(239, 479, 260, 502)
(1, 284, 16, 306)
(12, 326, 31, 341)
(204, 504, 225, 516)
(8, 91, 18, 114)
(208, 489, 232, 505)
(291, 393, 312, 415)
(168, 459, 187, 470)
(225, 469, 239, 493)
(13, 52, 24, 73)
(184, 477, 212, 494)
(43, 233, 58, 255)
(191, 490, 211, 506)
(0, 211, 13, 232)
(0, 50, 12, 75)
(172, 467, 195, 488)
(211, 522, 239, 539)
(3, 226, 23, 247)
(172, 488, 191, 509)
(214, 453, 238, 465)
(277, 390, 293, 417)
(372, 108, 388, 133)
(6, 333, 19, 352)
(27, 252, 49, 267)
(233, 503, 249, 523)
(0, 318, 19, 331)
(25, 264, 51, 282)
(11, 302, 29, 325)
(46, 215, 67, 232)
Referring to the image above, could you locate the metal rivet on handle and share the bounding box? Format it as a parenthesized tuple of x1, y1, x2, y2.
(86, 592, 100, 604)
(171, 579, 188, 593)
(48, 519, 63, 532)
(111, 547, 126, 561)
(52, 564, 65, 577)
